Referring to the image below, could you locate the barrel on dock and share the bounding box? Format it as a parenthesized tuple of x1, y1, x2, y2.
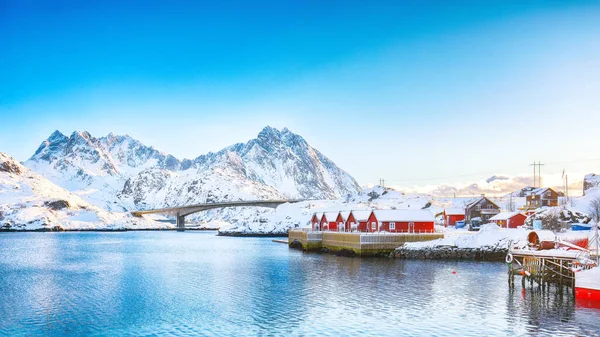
(527, 230, 555, 250)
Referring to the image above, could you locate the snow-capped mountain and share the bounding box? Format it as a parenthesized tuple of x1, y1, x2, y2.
(24, 126, 361, 215)
(0, 152, 167, 231)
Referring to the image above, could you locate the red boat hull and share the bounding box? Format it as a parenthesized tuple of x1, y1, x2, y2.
(575, 287, 600, 301)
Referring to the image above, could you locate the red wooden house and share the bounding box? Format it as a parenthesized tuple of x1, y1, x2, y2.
(489, 212, 527, 229)
(444, 208, 465, 227)
(320, 212, 341, 231)
(366, 210, 435, 233)
(310, 213, 323, 231)
(338, 211, 351, 232)
(350, 210, 372, 232)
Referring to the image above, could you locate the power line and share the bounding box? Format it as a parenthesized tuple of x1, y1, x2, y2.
(382, 157, 600, 184)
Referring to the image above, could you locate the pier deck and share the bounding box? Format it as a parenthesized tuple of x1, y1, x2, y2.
(507, 248, 594, 290)
(289, 229, 443, 256)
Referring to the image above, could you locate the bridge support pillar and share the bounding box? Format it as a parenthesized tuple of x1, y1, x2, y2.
(176, 213, 185, 232)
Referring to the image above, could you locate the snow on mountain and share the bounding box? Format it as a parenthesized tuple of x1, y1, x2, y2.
(0, 152, 168, 231)
(21, 126, 361, 231)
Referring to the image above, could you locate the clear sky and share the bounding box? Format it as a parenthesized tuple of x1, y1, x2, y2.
(2, 0, 600, 189)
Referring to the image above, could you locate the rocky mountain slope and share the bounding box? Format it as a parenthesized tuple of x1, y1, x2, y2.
(0, 152, 167, 231)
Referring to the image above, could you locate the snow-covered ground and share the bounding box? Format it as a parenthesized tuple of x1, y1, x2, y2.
(403, 224, 528, 250)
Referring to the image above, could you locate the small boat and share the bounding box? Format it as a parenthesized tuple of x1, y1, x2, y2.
(571, 223, 593, 231)
(575, 267, 600, 301)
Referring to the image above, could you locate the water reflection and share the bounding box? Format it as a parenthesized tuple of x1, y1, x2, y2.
(1, 232, 599, 336)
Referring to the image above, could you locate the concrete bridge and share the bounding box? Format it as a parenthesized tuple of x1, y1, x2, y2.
(131, 199, 304, 231)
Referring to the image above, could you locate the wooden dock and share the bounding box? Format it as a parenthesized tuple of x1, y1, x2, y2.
(507, 248, 594, 290)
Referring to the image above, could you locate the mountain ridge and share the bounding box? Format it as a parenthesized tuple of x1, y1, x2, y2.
(24, 126, 361, 216)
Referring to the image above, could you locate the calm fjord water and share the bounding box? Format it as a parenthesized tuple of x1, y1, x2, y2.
(0, 231, 599, 336)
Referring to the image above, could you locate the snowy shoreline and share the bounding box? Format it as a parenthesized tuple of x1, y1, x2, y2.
(0, 228, 219, 233)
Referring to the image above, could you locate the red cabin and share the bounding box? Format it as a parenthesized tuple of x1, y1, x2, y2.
(338, 211, 351, 232)
(489, 212, 527, 229)
(366, 210, 435, 233)
(350, 210, 372, 232)
(310, 213, 323, 231)
(321, 212, 341, 231)
(443, 208, 465, 227)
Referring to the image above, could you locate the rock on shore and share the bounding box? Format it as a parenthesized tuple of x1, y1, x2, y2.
(390, 245, 508, 261)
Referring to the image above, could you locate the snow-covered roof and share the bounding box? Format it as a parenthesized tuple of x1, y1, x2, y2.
(339, 211, 351, 221)
(466, 196, 499, 209)
(528, 188, 548, 196)
(527, 187, 559, 196)
(372, 210, 435, 222)
(466, 196, 485, 208)
(350, 210, 372, 221)
(322, 212, 340, 222)
(311, 212, 323, 220)
(489, 212, 524, 221)
(445, 208, 464, 215)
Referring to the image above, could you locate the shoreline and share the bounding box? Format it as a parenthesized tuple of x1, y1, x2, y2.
(0, 228, 288, 237)
(0, 228, 217, 233)
(390, 245, 508, 261)
(218, 232, 289, 238)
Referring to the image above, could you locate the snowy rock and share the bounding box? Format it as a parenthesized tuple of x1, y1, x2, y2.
(523, 207, 591, 230)
(583, 174, 600, 196)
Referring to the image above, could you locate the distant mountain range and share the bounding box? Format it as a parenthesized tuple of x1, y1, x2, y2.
(24, 126, 361, 216)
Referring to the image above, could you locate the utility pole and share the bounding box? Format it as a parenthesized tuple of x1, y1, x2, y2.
(530, 161, 545, 188)
(566, 175, 569, 203)
(530, 162, 537, 188)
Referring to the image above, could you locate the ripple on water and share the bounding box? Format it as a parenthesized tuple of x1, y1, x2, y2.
(0, 232, 600, 336)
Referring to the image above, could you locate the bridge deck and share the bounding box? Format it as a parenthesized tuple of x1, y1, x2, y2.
(131, 199, 304, 217)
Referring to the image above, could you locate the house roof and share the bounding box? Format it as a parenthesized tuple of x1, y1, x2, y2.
(528, 187, 557, 196)
(489, 212, 525, 221)
(339, 211, 351, 221)
(466, 196, 500, 209)
(372, 210, 435, 222)
(322, 212, 340, 222)
(445, 208, 464, 215)
(350, 210, 372, 221)
(312, 212, 323, 220)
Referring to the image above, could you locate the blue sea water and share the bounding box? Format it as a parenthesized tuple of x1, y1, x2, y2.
(0, 231, 599, 336)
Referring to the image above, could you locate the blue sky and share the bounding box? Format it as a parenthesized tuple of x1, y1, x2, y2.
(1, 0, 600, 188)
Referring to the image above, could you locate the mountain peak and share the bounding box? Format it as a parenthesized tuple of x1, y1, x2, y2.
(257, 126, 281, 139)
(48, 130, 67, 142)
(70, 130, 92, 140)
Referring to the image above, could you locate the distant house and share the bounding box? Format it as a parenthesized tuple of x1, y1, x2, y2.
(311, 213, 323, 231)
(365, 210, 435, 233)
(489, 212, 527, 228)
(465, 196, 501, 223)
(350, 210, 372, 232)
(444, 208, 465, 227)
(524, 188, 559, 210)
